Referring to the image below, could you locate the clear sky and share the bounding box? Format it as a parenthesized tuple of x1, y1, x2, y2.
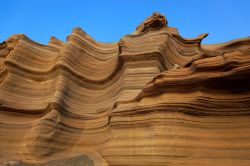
(1, 0, 249, 44)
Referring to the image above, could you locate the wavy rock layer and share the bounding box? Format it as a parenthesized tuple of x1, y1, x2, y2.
(1, 13, 250, 166)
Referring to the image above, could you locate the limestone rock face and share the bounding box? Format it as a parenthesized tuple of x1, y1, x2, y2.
(1, 13, 250, 166)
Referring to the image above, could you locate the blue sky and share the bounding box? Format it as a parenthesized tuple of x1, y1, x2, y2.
(1, 0, 249, 44)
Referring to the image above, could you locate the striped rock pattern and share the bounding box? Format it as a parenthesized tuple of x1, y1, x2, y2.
(0, 13, 250, 165)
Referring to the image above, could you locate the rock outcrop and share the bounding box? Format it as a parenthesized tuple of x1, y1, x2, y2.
(1, 13, 250, 166)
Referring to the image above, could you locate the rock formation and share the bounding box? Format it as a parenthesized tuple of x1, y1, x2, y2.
(0, 13, 250, 166)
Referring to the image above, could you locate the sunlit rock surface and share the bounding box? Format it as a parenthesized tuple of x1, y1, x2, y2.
(1, 13, 250, 166)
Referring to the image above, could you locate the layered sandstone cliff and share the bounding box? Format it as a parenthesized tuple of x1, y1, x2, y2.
(1, 13, 250, 166)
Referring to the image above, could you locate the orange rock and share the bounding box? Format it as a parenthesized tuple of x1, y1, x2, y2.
(0, 13, 250, 165)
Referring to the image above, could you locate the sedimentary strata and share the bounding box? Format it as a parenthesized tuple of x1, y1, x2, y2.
(1, 13, 250, 166)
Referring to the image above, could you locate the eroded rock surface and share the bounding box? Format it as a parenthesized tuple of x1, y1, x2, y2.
(1, 13, 250, 166)
(4, 155, 93, 166)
